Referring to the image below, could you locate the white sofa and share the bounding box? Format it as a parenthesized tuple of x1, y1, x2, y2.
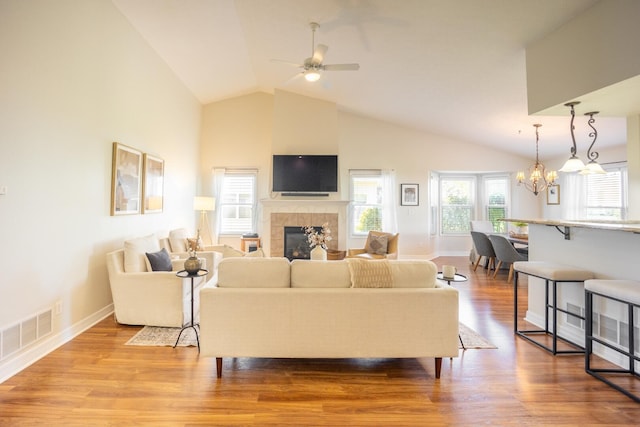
(200, 258, 459, 378)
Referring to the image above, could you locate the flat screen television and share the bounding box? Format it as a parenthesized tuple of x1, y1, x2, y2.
(272, 155, 338, 193)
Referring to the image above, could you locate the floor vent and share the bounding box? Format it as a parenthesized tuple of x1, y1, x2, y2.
(618, 321, 640, 353)
(1, 308, 53, 360)
(599, 314, 619, 344)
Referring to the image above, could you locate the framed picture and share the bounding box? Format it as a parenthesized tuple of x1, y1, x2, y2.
(110, 142, 142, 216)
(401, 183, 419, 206)
(547, 184, 560, 205)
(142, 154, 164, 214)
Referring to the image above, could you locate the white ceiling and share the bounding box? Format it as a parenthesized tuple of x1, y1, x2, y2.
(112, 0, 630, 159)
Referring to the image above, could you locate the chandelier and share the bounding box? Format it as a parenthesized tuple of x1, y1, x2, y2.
(516, 124, 557, 195)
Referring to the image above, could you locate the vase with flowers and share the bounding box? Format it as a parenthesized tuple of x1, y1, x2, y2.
(302, 223, 332, 261)
(184, 230, 202, 274)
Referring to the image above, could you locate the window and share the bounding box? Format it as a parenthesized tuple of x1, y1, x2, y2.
(437, 174, 509, 234)
(586, 164, 627, 220)
(218, 171, 257, 235)
(350, 171, 383, 236)
(440, 176, 475, 235)
(484, 176, 509, 233)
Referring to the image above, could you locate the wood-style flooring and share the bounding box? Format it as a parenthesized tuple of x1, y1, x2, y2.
(1, 256, 639, 426)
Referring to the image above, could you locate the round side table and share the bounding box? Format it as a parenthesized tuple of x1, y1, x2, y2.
(437, 272, 468, 285)
(174, 269, 208, 351)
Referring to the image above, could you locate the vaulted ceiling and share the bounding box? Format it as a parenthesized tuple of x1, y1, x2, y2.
(112, 0, 628, 158)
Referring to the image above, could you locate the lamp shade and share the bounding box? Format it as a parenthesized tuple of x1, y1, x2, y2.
(559, 156, 586, 173)
(579, 161, 606, 175)
(304, 70, 321, 82)
(193, 196, 215, 211)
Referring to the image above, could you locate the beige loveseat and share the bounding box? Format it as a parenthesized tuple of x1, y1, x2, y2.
(200, 257, 459, 378)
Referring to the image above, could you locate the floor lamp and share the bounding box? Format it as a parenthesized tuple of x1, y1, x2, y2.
(194, 196, 215, 246)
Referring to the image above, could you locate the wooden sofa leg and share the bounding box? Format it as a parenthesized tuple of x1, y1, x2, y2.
(216, 357, 222, 378)
(435, 357, 442, 379)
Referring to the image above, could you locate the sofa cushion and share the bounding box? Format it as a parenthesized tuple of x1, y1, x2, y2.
(169, 228, 189, 252)
(217, 257, 291, 288)
(347, 258, 393, 288)
(389, 260, 437, 288)
(124, 234, 160, 272)
(365, 233, 389, 255)
(145, 248, 173, 272)
(290, 260, 351, 288)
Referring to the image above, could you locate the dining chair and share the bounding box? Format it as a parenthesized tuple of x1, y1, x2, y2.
(470, 231, 496, 275)
(488, 234, 528, 282)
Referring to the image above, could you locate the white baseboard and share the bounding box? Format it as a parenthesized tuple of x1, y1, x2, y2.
(0, 304, 114, 383)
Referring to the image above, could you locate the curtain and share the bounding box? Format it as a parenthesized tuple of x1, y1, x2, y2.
(212, 167, 226, 243)
(381, 169, 398, 233)
(561, 173, 586, 220)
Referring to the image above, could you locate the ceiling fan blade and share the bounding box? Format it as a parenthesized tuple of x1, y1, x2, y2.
(282, 72, 304, 86)
(312, 44, 328, 65)
(270, 58, 303, 68)
(323, 63, 360, 71)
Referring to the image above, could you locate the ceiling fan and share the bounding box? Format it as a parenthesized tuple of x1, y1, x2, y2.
(273, 22, 360, 83)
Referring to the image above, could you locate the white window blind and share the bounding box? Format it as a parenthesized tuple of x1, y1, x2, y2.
(484, 176, 509, 233)
(440, 176, 475, 235)
(586, 164, 627, 220)
(219, 172, 256, 234)
(350, 171, 383, 235)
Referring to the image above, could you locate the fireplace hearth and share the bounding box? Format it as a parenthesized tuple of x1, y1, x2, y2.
(284, 226, 321, 261)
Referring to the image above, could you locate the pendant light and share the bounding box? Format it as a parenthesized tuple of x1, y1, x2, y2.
(516, 124, 556, 195)
(579, 111, 606, 175)
(559, 101, 587, 172)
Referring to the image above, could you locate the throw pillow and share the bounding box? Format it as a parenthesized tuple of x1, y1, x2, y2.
(209, 244, 245, 258)
(365, 234, 389, 255)
(124, 234, 160, 272)
(347, 258, 393, 288)
(145, 248, 173, 272)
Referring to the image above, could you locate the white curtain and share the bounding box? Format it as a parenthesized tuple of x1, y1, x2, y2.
(212, 168, 226, 243)
(561, 173, 586, 220)
(381, 169, 398, 233)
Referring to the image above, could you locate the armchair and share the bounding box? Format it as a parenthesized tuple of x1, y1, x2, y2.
(347, 231, 399, 260)
(106, 248, 207, 327)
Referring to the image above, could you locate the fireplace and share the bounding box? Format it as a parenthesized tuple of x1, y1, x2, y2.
(284, 226, 321, 261)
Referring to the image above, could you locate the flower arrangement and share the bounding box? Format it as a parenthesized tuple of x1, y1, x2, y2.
(302, 223, 332, 249)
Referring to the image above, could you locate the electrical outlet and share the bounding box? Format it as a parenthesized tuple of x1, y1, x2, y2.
(54, 301, 63, 315)
(0, 186, 7, 195)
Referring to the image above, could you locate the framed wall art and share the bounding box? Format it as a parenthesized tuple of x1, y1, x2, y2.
(401, 183, 419, 206)
(142, 154, 164, 214)
(110, 142, 142, 216)
(547, 184, 560, 205)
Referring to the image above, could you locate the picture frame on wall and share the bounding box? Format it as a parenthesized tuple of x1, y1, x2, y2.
(547, 184, 560, 205)
(110, 142, 142, 216)
(401, 183, 419, 206)
(142, 154, 164, 214)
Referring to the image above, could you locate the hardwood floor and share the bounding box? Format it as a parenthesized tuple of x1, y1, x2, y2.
(1, 256, 639, 425)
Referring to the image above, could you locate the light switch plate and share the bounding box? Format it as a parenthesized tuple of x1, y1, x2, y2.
(0, 186, 7, 195)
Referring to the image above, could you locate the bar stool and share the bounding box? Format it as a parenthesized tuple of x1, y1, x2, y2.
(513, 261, 594, 355)
(585, 279, 640, 402)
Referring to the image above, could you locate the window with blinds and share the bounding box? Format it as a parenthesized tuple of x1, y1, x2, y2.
(219, 173, 256, 234)
(586, 165, 627, 220)
(484, 176, 509, 233)
(350, 171, 383, 235)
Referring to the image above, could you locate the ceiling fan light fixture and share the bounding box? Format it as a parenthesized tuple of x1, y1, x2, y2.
(304, 70, 321, 82)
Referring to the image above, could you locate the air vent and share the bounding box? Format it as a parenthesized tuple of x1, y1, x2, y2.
(599, 314, 618, 343)
(618, 321, 640, 353)
(566, 303, 584, 329)
(1, 308, 53, 360)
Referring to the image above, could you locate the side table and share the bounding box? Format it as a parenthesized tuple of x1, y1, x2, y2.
(436, 272, 468, 350)
(437, 272, 468, 285)
(174, 269, 208, 351)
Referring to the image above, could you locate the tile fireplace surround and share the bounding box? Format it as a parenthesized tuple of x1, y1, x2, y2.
(261, 200, 349, 257)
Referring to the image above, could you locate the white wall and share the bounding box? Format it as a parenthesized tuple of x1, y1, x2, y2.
(0, 0, 201, 380)
(199, 91, 540, 257)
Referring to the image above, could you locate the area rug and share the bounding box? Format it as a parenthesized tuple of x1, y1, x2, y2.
(126, 323, 496, 349)
(459, 323, 497, 349)
(126, 326, 198, 347)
